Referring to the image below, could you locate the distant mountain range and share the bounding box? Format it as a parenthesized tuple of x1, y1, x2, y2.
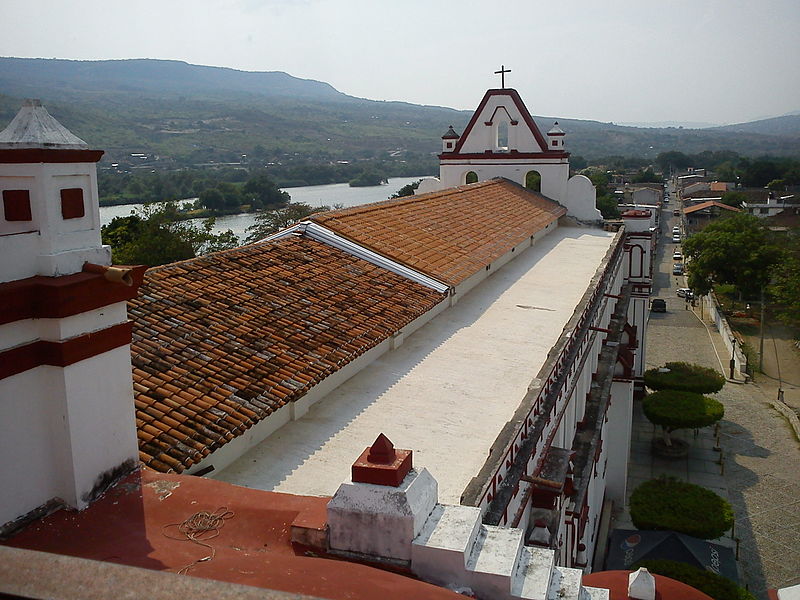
(1, 57, 798, 162)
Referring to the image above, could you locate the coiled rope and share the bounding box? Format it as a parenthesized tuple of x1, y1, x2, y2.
(162, 507, 234, 574)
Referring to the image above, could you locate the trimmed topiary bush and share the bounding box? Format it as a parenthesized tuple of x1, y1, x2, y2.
(629, 478, 733, 539)
(643, 390, 724, 446)
(644, 362, 726, 394)
(633, 559, 756, 600)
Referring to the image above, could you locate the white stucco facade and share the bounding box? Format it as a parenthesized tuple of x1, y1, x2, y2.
(433, 88, 602, 222)
(0, 101, 139, 530)
(0, 161, 111, 282)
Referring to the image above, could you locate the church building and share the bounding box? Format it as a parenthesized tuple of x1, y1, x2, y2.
(0, 84, 658, 600)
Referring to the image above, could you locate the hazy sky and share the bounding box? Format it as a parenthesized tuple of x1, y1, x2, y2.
(2, 0, 798, 125)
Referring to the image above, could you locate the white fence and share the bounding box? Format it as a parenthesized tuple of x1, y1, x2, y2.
(700, 293, 750, 379)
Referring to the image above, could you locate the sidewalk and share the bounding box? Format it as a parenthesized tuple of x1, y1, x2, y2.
(620, 211, 800, 599)
(611, 402, 739, 564)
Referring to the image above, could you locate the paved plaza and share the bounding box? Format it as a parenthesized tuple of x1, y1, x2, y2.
(615, 211, 800, 599)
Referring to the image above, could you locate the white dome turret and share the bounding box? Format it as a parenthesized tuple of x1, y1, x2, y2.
(547, 122, 565, 151)
(441, 125, 460, 153)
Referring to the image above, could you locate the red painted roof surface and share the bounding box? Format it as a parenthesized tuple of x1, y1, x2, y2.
(4, 469, 462, 600)
(310, 178, 566, 286)
(583, 570, 714, 600)
(129, 236, 446, 473)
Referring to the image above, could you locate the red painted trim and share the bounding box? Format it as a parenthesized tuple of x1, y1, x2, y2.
(0, 321, 132, 380)
(0, 266, 147, 326)
(60, 188, 85, 219)
(2, 189, 32, 221)
(439, 151, 570, 161)
(0, 149, 104, 164)
(483, 105, 519, 126)
(452, 89, 553, 154)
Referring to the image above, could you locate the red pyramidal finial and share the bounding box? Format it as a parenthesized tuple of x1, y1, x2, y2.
(367, 433, 396, 464)
(352, 433, 413, 487)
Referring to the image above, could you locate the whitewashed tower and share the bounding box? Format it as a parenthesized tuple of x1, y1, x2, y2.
(433, 83, 601, 222)
(0, 100, 145, 531)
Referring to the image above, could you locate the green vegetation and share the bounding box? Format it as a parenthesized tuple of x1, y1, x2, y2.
(656, 150, 800, 187)
(101, 202, 239, 266)
(683, 214, 784, 298)
(631, 167, 659, 183)
(582, 168, 620, 219)
(630, 478, 734, 540)
(633, 560, 756, 600)
(720, 190, 747, 208)
(525, 171, 541, 192)
(643, 362, 726, 394)
(643, 390, 724, 446)
(390, 179, 421, 199)
(349, 167, 387, 187)
(771, 251, 800, 328)
(244, 202, 330, 243)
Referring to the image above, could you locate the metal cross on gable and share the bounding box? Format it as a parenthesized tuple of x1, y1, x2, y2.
(494, 65, 511, 88)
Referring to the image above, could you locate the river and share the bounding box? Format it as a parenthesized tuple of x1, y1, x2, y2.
(99, 176, 427, 242)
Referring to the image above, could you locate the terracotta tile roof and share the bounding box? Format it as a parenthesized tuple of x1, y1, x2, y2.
(129, 236, 446, 473)
(309, 178, 566, 286)
(683, 200, 741, 214)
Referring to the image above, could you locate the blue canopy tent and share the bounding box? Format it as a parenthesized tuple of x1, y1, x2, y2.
(606, 529, 738, 583)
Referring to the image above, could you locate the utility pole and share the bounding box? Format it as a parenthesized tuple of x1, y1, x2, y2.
(759, 286, 765, 372)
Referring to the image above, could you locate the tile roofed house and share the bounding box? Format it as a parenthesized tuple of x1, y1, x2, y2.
(683, 200, 741, 215)
(310, 178, 566, 286)
(129, 235, 446, 473)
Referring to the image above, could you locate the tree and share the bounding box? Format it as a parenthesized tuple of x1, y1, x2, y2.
(643, 390, 724, 447)
(770, 236, 800, 327)
(630, 478, 733, 539)
(198, 188, 225, 214)
(242, 173, 289, 209)
(102, 202, 239, 266)
(596, 194, 620, 219)
(655, 151, 691, 174)
(349, 167, 387, 187)
(216, 181, 242, 209)
(767, 178, 787, 191)
(682, 213, 784, 297)
(720, 191, 747, 208)
(581, 168, 609, 197)
(632, 168, 659, 183)
(390, 179, 421, 199)
(244, 202, 328, 243)
(644, 362, 726, 394)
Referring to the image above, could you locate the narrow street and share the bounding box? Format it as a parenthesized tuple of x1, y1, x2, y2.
(642, 192, 800, 598)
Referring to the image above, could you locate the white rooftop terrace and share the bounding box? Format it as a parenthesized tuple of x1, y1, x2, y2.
(216, 226, 616, 503)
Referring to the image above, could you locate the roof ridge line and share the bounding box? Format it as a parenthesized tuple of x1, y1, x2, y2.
(314, 179, 503, 220)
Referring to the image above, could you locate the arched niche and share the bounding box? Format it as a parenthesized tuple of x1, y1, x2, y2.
(525, 170, 542, 192)
(465, 171, 478, 184)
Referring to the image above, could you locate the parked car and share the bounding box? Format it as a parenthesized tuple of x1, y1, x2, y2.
(672, 226, 680, 234)
(677, 288, 694, 299)
(672, 251, 682, 260)
(651, 298, 667, 312)
(673, 208, 680, 216)
(672, 236, 681, 243)
(673, 263, 684, 275)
